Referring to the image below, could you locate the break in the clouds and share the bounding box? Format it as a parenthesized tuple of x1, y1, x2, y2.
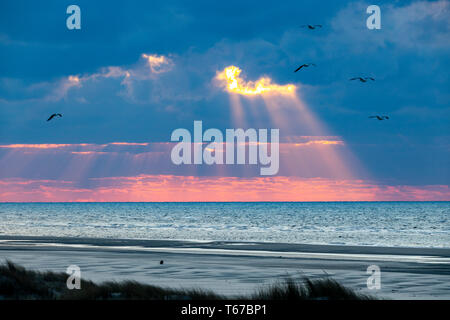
(0, 0, 449, 201)
(215, 66, 296, 96)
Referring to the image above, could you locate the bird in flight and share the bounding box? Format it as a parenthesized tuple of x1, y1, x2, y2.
(300, 24, 322, 30)
(294, 63, 316, 72)
(369, 115, 389, 120)
(350, 77, 375, 83)
(47, 113, 62, 121)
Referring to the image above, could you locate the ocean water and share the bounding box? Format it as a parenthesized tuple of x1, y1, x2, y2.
(0, 202, 449, 248)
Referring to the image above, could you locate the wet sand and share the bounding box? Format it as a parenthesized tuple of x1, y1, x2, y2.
(0, 236, 449, 299)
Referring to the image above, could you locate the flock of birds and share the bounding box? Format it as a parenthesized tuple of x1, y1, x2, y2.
(46, 24, 389, 122)
(294, 24, 390, 121)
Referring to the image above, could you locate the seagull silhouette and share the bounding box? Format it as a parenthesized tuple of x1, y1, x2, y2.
(300, 24, 322, 30)
(350, 77, 375, 83)
(47, 113, 62, 121)
(369, 115, 389, 120)
(294, 63, 316, 72)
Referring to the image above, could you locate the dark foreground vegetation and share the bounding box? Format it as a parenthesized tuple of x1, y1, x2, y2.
(0, 261, 374, 300)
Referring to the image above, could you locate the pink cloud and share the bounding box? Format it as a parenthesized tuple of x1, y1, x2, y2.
(0, 143, 448, 202)
(0, 175, 448, 202)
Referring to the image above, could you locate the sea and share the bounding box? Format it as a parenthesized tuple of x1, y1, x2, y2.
(0, 202, 449, 248)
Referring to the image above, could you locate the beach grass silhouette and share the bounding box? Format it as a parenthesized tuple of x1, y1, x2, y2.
(0, 261, 374, 300)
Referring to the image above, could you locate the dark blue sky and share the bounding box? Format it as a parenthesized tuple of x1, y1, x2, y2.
(0, 0, 449, 186)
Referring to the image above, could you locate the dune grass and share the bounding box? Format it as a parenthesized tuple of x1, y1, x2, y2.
(0, 260, 373, 300)
(250, 277, 373, 300)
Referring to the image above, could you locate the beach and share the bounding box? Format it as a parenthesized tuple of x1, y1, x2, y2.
(1, 236, 449, 300)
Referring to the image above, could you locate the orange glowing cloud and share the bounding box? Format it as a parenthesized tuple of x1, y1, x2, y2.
(141, 54, 173, 73)
(109, 142, 149, 146)
(215, 66, 296, 96)
(0, 175, 448, 202)
(0, 144, 74, 149)
(68, 75, 80, 84)
(292, 140, 344, 147)
(70, 151, 110, 155)
(0, 142, 149, 150)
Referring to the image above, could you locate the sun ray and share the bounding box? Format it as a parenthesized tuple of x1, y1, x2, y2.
(214, 65, 367, 180)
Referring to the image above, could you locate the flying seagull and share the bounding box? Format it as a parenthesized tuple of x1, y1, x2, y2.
(294, 63, 316, 72)
(300, 24, 322, 30)
(350, 77, 375, 83)
(369, 115, 389, 120)
(47, 113, 62, 121)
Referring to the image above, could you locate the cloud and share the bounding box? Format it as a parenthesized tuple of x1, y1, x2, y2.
(142, 54, 174, 74)
(328, 1, 449, 52)
(0, 143, 74, 149)
(0, 0, 448, 188)
(0, 53, 175, 104)
(0, 139, 363, 181)
(1, 175, 448, 202)
(292, 140, 344, 147)
(0, 142, 153, 152)
(45, 75, 81, 101)
(215, 65, 296, 96)
(65, 53, 175, 103)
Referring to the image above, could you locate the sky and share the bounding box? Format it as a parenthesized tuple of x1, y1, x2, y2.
(0, 0, 449, 201)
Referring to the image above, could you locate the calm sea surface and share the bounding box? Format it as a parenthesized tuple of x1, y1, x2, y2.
(0, 202, 449, 248)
